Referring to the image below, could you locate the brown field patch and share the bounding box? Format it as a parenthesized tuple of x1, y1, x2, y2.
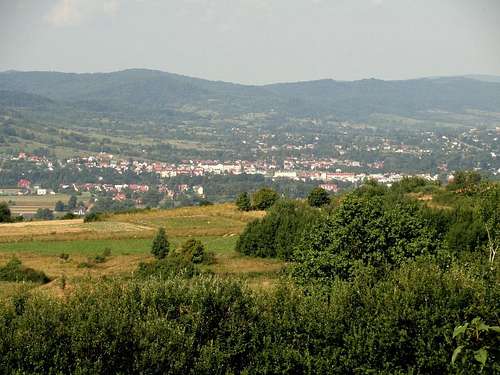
(0, 220, 154, 243)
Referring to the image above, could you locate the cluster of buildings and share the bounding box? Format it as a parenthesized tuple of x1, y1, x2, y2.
(9, 153, 441, 196)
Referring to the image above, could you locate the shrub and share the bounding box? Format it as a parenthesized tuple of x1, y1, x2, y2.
(0, 261, 497, 374)
(135, 257, 198, 279)
(61, 213, 77, 220)
(151, 227, 169, 259)
(55, 200, 66, 212)
(293, 193, 439, 282)
(83, 212, 104, 223)
(34, 208, 54, 221)
(236, 199, 318, 259)
(235, 192, 251, 211)
(178, 239, 213, 264)
(198, 200, 213, 206)
(0, 258, 50, 284)
(251, 188, 279, 210)
(77, 261, 94, 269)
(307, 187, 331, 207)
(0, 202, 12, 223)
(93, 255, 106, 264)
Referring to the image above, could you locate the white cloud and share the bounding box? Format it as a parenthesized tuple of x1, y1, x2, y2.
(45, 0, 120, 27)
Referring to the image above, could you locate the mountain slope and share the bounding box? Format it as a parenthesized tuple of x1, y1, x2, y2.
(1, 69, 500, 119)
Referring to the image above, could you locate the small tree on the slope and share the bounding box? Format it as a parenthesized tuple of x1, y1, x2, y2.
(151, 227, 169, 259)
(307, 187, 331, 207)
(252, 188, 279, 210)
(55, 201, 66, 212)
(67, 195, 78, 211)
(236, 192, 251, 211)
(0, 202, 11, 223)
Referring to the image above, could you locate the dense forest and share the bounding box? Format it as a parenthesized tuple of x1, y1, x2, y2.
(0, 172, 498, 373)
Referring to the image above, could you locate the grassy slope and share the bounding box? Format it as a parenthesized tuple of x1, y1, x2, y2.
(0, 203, 282, 297)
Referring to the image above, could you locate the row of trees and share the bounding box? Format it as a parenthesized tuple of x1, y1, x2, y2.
(236, 186, 332, 212)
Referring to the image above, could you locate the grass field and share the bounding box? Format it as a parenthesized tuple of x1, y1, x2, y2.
(0, 203, 283, 297)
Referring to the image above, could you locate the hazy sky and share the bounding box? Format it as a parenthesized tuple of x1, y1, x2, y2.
(1, 0, 500, 84)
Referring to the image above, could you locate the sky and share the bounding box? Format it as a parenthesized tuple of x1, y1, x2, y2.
(1, 0, 500, 84)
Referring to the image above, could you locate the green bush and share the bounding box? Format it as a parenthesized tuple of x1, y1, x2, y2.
(236, 199, 318, 259)
(235, 192, 251, 211)
(34, 208, 54, 221)
(135, 257, 198, 279)
(178, 239, 213, 264)
(307, 187, 331, 207)
(0, 260, 497, 374)
(0, 258, 50, 284)
(251, 188, 279, 210)
(83, 212, 104, 223)
(61, 212, 77, 220)
(0, 201, 12, 223)
(293, 193, 439, 282)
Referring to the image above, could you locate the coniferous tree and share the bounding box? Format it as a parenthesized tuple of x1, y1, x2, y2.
(0, 202, 11, 223)
(151, 227, 169, 259)
(236, 192, 251, 211)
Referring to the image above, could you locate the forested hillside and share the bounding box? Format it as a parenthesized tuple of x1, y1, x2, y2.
(1, 70, 500, 119)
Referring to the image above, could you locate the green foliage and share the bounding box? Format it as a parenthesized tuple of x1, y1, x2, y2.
(142, 188, 163, 208)
(178, 239, 213, 264)
(34, 208, 54, 220)
(235, 192, 251, 211)
(477, 184, 500, 264)
(251, 188, 279, 210)
(151, 227, 169, 259)
(447, 170, 483, 193)
(307, 187, 331, 207)
(135, 257, 198, 279)
(236, 199, 318, 259)
(61, 212, 77, 220)
(54, 200, 65, 212)
(0, 201, 12, 223)
(451, 317, 500, 372)
(83, 212, 104, 223)
(0, 257, 50, 284)
(198, 199, 213, 207)
(390, 176, 440, 194)
(90, 197, 135, 214)
(0, 260, 497, 374)
(67, 195, 77, 210)
(293, 193, 438, 281)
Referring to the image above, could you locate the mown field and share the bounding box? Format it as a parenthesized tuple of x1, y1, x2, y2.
(1, 193, 72, 216)
(0, 203, 282, 298)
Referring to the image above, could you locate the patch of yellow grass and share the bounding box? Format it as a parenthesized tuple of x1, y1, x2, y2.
(111, 203, 264, 224)
(0, 203, 264, 243)
(0, 220, 153, 243)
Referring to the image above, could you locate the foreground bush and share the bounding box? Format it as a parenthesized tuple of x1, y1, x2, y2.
(0, 260, 498, 374)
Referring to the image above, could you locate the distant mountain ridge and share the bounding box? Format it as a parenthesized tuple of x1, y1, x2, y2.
(1, 69, 500, 120)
